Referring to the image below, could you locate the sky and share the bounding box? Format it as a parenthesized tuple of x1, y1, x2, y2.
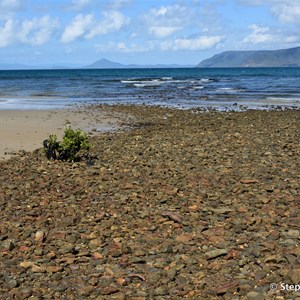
(0, 0, 300, 67)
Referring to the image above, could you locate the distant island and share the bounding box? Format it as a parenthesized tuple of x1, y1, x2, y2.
(84, 58, 193, 69)
(1, 46, 300, 70)
(197, 46, 300, 68)
(0, 59, 193, 70)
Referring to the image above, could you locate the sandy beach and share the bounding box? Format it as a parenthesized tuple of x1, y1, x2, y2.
(0, 106, 129, 160)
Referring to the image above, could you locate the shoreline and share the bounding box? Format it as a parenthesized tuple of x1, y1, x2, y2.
(0, 106, 131, 160)
(1, 103, 299, 161)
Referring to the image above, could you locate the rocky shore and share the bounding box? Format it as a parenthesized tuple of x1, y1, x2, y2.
(0, 105, 299, 299)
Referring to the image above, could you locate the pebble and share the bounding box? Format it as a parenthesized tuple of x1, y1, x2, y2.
(14, 288, 32, 300)
(246, 291, 265, 300)
(286, 229, 300, 238)
(289, 268, 300, 284)
(154, 287, 169, 296)
(35, 230, 46, 242)
(0, 105, 299, 299)
(161, 211, 183, 223)
(5, 278, 18, 289)
(205, 248, 228, 260)
(1, 239, 15, 251)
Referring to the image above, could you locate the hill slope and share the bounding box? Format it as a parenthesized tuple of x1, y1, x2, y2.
(197, 46, 300, 67)
(84, 58, 192, 69)
(84, 58, 124, 69)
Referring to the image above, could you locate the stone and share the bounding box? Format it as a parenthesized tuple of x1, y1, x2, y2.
(58, 243, 74, 254)
(0, 106, 299, 299)
(5, 278, 18, 289)
(1, 239, 15, 251)
(175, 234, 193, 244)
(215, 281, 239, 295)
(161, 211, 183, 223)
(35, 230, 46, 242)
(289, 268, 300, 284)
(240, 179, 258, 184)
(286, 230, 300, 238)
(245, 291, 265, 300)
(31, 265, 46, 273)
(45, 266, 62, 273)
(93, 252, 103, 260)
(154, 287, 169, 296)
(20, 261, 35, 268)
(13, 288, 32, 300)
(205, 249, 228, 260)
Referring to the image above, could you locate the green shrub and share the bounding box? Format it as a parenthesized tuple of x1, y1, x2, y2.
(43, 134, 60, 160)
(43, 127, 92, 162)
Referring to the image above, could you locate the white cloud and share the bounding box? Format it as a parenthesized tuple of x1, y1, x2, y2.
(161, 35, 224, 51)
(19, 16, 60, 46)
(129, 32, 138, 38)
(105, 0, 132, 9)
(95, 40, 155, 53)
(0, 19, 15, 47)
(0, 0, 23, 10)
(70, 0, 92, 11)
(237, 0, 266, 4)
(95, 35, 224, 53)
(271, 3, 300, 24)
(61, 11, 129, 43)
(154, 6, 168, 16)
(0, 15, 59, 47)
(150, 4, 188, 23)
(143, 4, 189, 38)
(238, 0, 300, 25)
(242, 23, 300, 47)
(242, 24, 274, 44)
(237, 0, 300, 50)
(0, 0, 25, 20)
(61, 14, 94, 43)
(148, 26, 181, 38)
(68, 0, 132, 11)
(85, 11, 129, 39)
(285, 35, 300, 44)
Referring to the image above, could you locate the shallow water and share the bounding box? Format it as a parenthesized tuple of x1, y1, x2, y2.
(0, 68, 299, 110)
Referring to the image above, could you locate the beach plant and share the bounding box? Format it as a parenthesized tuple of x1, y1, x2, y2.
(43, 127, 92, 162)
(43, 134, 59, 160)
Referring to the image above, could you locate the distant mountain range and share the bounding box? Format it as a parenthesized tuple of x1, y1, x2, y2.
(1, 46, 300, 70)
(0, 59, 192, 70)
(0, 63, 78, 70)
(197, 46, 300, 68)
(84, 58, 193, 69)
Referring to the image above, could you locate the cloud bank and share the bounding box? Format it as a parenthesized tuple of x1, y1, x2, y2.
(0, 0, 299, 65)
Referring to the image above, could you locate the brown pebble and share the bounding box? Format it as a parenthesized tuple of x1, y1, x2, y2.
(161, 211, 183, 223)
(0, 106, 299, 299)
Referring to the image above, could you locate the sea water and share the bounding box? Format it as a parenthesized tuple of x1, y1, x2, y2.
(0, 68, 299, 110)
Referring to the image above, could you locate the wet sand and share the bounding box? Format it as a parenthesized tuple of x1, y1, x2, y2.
(0, 106, 128, 160)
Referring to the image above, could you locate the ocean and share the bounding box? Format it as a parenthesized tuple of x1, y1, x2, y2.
(0, 68, 300, 110)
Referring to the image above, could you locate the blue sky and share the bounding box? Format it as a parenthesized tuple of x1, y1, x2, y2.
(0, 0, 299, 67)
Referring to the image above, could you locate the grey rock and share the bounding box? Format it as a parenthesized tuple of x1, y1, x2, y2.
(205, 248, 228, 260)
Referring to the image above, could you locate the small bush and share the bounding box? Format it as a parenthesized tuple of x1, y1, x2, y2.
(43, 127, 92, 162)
